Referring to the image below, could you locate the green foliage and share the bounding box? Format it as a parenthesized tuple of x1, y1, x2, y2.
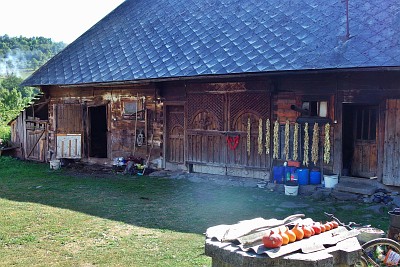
(0, 35, 66, 75)
(0, 34, 62, 143)
(0, 124, 10, 142)
(0, 74, 38, 100)
(0, 74, 39, 142)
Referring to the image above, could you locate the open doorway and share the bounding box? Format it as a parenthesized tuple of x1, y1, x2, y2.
(88, 105, 107, 158)
(342, 104, 378, 178)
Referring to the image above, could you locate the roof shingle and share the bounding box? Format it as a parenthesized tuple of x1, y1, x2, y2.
(23, 0, 400, 86)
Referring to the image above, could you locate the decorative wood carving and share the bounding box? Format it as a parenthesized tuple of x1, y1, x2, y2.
(190, 110, 219, 130)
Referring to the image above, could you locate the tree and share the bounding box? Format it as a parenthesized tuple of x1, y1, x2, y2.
(0, 88, 25, 123)
(0, 74, 38, 142)
(1, 74, 38, 99)
(0, 35, 66, 75)
(0, 35, 65, 142)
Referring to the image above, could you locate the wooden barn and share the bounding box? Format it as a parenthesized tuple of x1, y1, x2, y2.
(18, 0, 400, 185)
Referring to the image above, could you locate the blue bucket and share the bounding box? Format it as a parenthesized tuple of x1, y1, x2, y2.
(296, 168, 309, 185)
(272, 166, 284, 184)
(310, 170, 321, 185)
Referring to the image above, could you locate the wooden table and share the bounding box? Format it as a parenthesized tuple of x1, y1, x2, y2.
(205, 235, 362, 267)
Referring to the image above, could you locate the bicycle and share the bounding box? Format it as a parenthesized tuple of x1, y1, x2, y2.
(324, 212, 400, 267)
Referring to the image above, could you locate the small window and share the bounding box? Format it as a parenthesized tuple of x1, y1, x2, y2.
(302, 100, 328, 117)
(123, 97, 145, 120)
(124, 101, 138, 114)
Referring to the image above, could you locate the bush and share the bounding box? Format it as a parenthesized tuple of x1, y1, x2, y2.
(0, 124, 10, 144)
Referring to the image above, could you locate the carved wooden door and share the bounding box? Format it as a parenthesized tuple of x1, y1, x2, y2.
(166, 105, 185, 163)
(186, 83, 271, 175)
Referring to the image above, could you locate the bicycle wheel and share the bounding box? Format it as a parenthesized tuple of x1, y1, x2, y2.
(360, 238, 400, 266)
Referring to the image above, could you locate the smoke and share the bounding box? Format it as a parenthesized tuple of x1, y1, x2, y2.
(0, 49, 30, 77)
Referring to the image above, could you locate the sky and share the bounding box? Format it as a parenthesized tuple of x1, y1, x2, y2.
(0, 0, 125, 43)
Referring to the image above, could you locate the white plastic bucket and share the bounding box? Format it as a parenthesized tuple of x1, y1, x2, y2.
(50, 160, 61, 170)
(324, 174, 339, 188)
(284, 185, 299, 196)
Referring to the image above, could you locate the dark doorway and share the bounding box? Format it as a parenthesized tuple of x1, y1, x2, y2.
(89, 105, 107, 158)
(342, 104, 378, 178)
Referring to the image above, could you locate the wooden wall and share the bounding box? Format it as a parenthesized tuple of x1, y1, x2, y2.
(9, 111, 25, 158)
(270, 71, 400, 182)
(31, 69, 400, 184)
(9, 110, 48, 161)
(42, 85, 163, 163)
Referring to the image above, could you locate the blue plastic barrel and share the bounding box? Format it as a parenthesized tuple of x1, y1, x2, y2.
(272, 166, 284, 184)
(296, 168, 310, 185)
(310, 170, 321, 185)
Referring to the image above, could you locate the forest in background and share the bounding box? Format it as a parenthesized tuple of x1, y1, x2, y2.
(0, 35, 66, 144)
(0, 35, 66, 77)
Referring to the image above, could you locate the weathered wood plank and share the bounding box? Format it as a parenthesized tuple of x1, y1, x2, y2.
(394, 100, 400, 184)
(383, 101, 390, 183)
(383, 99, 397, 185)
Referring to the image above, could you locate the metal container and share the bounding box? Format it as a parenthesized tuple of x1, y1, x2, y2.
(389, 209, 400, 228)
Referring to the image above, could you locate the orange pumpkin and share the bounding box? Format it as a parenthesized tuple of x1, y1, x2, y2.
(319, 222, 326, 233)
(331, 220, 339, 229)
(311, 223, 321, 235)
(262, 230, 283, 248)
(285, 226, 296, 243)
(310, 226, 315, 236)
(302, 225, 313, 238)
(324, 222, 332, 231)
(292, 223, 304, 241)
(279, 227, 289, 245)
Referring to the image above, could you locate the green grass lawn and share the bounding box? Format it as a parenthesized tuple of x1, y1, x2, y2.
(0, 157, 390, 266)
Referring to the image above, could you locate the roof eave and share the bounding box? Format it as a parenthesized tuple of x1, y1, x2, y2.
(26, 66, 400, 88)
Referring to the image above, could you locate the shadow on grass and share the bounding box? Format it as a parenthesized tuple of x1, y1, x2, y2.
(0, 157, 383, 234)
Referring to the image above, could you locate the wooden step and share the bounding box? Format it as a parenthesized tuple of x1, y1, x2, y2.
(334, 177, 378, 196)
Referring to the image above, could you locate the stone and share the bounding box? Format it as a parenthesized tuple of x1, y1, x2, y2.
(391, 196, 400, 208)
(387, 203, 397, 211)
(298, 185, 317, 196)
(335, 181, 377, 195)
(363, 196, 374, 204)
(310, 190, 325, 201)
(331, 191, 359, 201)
(365, 204, 386, 214)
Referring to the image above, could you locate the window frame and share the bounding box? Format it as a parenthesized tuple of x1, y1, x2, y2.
(122, 97, 146, 120)
(301, 99, 329, 118)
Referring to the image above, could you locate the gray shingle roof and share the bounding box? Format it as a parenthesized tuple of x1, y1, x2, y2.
(23, 0, 400, 86)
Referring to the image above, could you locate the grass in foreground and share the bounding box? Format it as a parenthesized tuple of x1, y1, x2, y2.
(0, 157, 390, 266)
